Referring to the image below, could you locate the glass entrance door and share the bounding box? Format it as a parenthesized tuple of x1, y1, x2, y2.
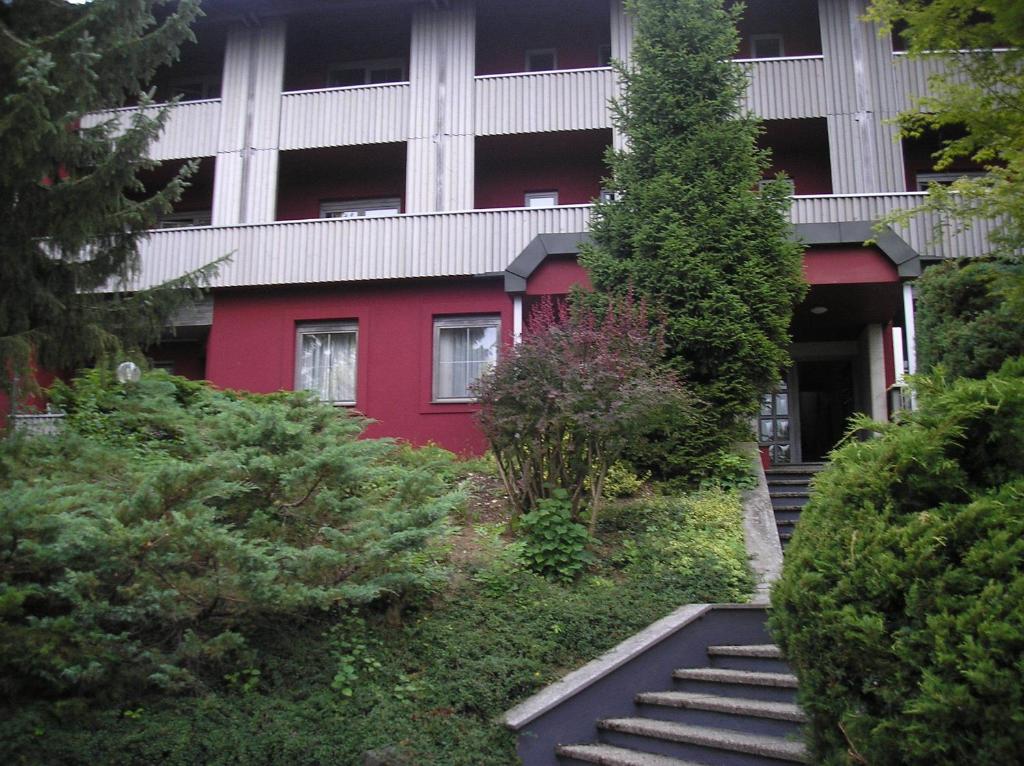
(758, 380, 792, 465)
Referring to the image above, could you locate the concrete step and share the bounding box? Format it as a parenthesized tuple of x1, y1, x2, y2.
(673, 668, 799, 703)
(635, 691, 805, 738)
(765, 478, 812, 487)
(707, 644, 791, 674)
(599, 718, 808, 765)
(707, 645, 783, 659)
(764, 463, 824, 475)
(556, 743, 702, 766)
(772, 508, 803, 523)
(768, 489, 810, 498)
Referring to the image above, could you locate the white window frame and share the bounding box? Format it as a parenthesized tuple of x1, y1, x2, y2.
(599, 188, 622, 203)
(327, 58, 407, 88)
(320, 198, 401, 219)
(525, 191, 559, 208)
(157, 210, 212, 228)
(295, 321, 359, 406)
(915, 171, 985, 191)
(432, 316, 501, 403)
(525, 48, 558, 72)
(751, 34, 785, 59)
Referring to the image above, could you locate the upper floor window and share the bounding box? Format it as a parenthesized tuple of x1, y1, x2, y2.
(751, 34, 785, 58)
(158, 210, 212, 229)
(433, 316, 500, 402)
(327, 58, 406, 88)
(525, 191, 559, 208)
(525, 48, 558, 72)
(320, 198, 401, 219)
(296, 322, 358, 406)
(915, 171, 986, 191)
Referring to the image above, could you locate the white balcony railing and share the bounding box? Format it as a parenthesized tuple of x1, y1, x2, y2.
(125, 195, 996, 293)
(279, 82, 412, 150)
(474, 67, 616, 135)
(740, 56, 827, 119)
(791, 192, 1000, 260)
(80, 99, 222, 161)
(891, 50, 981, 110)
(129, 205, 594, 291)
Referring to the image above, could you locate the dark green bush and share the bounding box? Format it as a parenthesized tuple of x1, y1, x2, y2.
(0, 489, 753, 766)
(916, 258, 1024, 378)
(770, 358, 1024, 765)
(0, 370, 458, 699)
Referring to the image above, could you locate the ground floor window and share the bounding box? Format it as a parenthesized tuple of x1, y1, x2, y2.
(433, 316, 500, 402)
(295, 322, 358, 405)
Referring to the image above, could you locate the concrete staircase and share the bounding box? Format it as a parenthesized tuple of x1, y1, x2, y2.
(764, 464, 823, 549)
(555, 641, 807, 765)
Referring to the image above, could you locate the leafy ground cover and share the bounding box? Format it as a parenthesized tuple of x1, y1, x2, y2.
(1, 415, 751, 765)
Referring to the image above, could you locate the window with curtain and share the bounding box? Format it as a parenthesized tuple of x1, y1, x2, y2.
(433, 316, 500, 401)
(295, 322, 358, 405)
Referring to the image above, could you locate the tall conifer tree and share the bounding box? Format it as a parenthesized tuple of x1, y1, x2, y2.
(582, 0, 806, 463)
(0, 0, 207, 401)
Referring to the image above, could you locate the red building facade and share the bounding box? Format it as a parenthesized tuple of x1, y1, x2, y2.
(52, 0, 1001, 460)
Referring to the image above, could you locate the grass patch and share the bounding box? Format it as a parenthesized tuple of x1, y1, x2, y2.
(1, 475, 751, 766)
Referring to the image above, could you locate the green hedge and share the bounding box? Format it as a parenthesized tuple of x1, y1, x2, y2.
(0, 370, 457, 700)
(770, 358, 1024, 765)
(915, 258, 1024, 379)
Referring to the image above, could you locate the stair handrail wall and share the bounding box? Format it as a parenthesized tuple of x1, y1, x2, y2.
(502, 604, 772, 766)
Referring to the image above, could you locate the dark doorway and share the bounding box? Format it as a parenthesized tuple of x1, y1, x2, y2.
(797, 359, 855, 462)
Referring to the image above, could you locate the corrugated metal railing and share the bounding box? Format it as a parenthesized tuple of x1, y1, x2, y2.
(474, 68, 616, 135)
(279, 83, 412, 149)
(121, 195, 997, 291)
(80, 99, 222, 161)
(741, 56, 828, 119)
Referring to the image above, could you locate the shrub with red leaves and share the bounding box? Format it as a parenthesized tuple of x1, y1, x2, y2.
(474, 295, 691, 535)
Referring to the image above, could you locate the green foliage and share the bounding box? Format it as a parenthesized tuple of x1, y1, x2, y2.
(915, 258, 1024, 378)
(475, 295, 689, 535)
(0, 488, 752, 766)
(866, 0, 1024, 258)
(582, 0, 807, 469)
(770, 358, 1024, 765)
(600, 461, 649, 499)
(518, 490, 594, 582)
(0, 0, 217, 399)
(0, 370, 457, 700)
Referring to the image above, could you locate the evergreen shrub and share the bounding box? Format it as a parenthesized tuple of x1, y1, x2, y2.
(915, 258, 1024, 378)
(0, 370, 458, 699)
(582, 0, 807, 472)
(770, 358, 1024, 765)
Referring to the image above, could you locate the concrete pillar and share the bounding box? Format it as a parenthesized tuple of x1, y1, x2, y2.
(211, 19, 286, 226)
(406, 0, 476, 213)
(819, 0, 903, 194)
(862, 323, 889, 421)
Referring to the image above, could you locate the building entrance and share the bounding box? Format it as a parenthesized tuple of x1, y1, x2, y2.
(796, 359, 855, 462)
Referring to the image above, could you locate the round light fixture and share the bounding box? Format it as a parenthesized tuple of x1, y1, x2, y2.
(810, 306, 828, 315)
(116, 361, 142, 384)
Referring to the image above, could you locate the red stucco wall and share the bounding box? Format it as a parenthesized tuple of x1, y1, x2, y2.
(734, 0, 822, 57)
(276, 144, 407, 221)
(475, 130, 610, 208)
(206, 279, 514, 454)
(476, 0, 611, 75)
(803, 246, 899, 285)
